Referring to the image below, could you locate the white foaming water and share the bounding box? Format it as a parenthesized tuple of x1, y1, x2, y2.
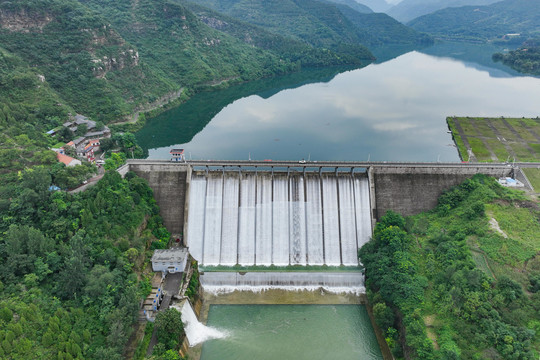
(220, 175, 239, 265)
(186, 171, 372, 267)
(175, 301, 228, 347)
(322, 175, 341, 265)
(203, 285, 366, 296)
(200, 271, 365, 295)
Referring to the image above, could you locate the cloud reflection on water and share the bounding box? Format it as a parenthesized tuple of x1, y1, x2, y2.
(147, 50, 540, 162)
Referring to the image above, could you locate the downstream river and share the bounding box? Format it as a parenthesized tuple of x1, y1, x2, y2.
(137, 42, 540, 162)
(201, 304, 382, 360)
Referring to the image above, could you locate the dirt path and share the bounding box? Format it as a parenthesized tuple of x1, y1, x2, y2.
(68, 173, 104, 194)
(113, 88, 184, 126)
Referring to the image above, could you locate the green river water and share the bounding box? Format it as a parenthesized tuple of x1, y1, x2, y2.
(201, 304, 383, 360)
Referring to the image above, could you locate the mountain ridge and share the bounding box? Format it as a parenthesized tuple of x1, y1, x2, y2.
(408, 0, 540, 42)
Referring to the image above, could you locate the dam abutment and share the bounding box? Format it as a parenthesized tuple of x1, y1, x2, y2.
(127, 162, 188, 238)
(371, 165, 513, 220)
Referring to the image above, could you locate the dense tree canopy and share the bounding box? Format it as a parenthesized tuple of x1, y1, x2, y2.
(362, 175, 539, 359)
(0, 169, 171, 359)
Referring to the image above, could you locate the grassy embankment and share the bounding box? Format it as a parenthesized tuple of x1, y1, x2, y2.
(447, 116, 540, 191)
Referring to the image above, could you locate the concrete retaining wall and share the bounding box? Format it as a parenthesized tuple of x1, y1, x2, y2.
(371, 166, 513, 220)
(128, 163, 188, 237)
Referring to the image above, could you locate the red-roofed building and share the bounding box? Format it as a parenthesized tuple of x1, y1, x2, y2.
(88, 138, 100, 148)
(57, 152, 81, 167)
(170, 148, 185, 162)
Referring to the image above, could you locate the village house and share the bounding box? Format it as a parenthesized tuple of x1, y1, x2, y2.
(82, 143, 95, 161)
(85, 127, 111, 139)
(56, 152, 82, 167)
(88, 138, 100, 149)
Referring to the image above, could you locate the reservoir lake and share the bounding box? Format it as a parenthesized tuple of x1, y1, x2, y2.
(137, 42, 540, 162)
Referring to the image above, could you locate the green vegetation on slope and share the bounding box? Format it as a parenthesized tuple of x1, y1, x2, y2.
(323, 0, 373, 14)
(0, 0, 175, 122)
(362, 175, 540, 359)
(523, 168, 540, 192)
(0, 46, 80, 173)
(493, 38, 540, 76)
(189, 0, 431, 53)
(408, 0, 540, 42)
(186, 0, 375, 62)
(80, 0, 299, 88)
(387, 0, 500, 24)
(334, 5, 433, 47)
(0, 169, 171, 359)
(2, 0, 365, 132)
(183, 1, 361, 67)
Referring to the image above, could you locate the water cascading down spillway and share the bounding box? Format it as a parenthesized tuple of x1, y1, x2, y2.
(186, 169, 372, 292)
(174, 301, 227, 347)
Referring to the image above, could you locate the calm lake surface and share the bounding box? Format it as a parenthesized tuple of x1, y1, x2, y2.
(200, 304, 382, 360)
(137, 42, 540, 162)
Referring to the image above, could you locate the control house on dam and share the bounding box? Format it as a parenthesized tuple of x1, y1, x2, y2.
(122, 159, 519, 290)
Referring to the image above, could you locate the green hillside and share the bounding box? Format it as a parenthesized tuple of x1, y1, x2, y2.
(182, 1, 363, 67)
(386, 0, 500, 24)
(79, 0, 298, 88)
(323, 0, 373, 14)
(189, 0, 431, 52)
(0, 0, 175, 122)
(493, 38, 540, 76)
(186, 0, 375, 61)
(362, 175, 540, 359)
(335, 4, 433, 46)
(408, 0, 540, 42)
(0, 168, 172, 359)
(358, 0, 391, 13)
(0, 0, 376, 134)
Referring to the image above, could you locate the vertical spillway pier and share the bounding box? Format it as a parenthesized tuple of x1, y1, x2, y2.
(186, 169, 372, 267)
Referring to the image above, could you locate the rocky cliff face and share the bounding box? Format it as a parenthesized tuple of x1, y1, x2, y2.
(0, 9, 52, 32)
(85, 26, 140, 78)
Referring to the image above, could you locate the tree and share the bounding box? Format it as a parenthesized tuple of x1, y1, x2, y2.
(58, 127, 73, 143)
(75, 123, 87, 137)
(104, 152, 126, 171)
(154, 308, 184, 349)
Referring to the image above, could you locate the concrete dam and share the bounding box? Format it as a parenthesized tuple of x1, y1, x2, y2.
(124, 160, 518, 290)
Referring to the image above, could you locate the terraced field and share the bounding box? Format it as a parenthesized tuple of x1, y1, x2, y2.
(448, 116, 540, 190)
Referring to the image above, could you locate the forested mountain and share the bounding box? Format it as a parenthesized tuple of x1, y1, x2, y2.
(0, 0, 371, 130)
(185, 0, 375, 61)
(188, 0, 431, 51)
(493, 38, 540, 76)
(408, 0, 540, 42)
(323, 0, 373, 14)
(334, 3, 433, 46)
(357, 0, 392, 13)
(180, 1, 366, 67)
(0, 167, 174, 359)
(386, 0, 500, 23)
(0, 0, 174, 123)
